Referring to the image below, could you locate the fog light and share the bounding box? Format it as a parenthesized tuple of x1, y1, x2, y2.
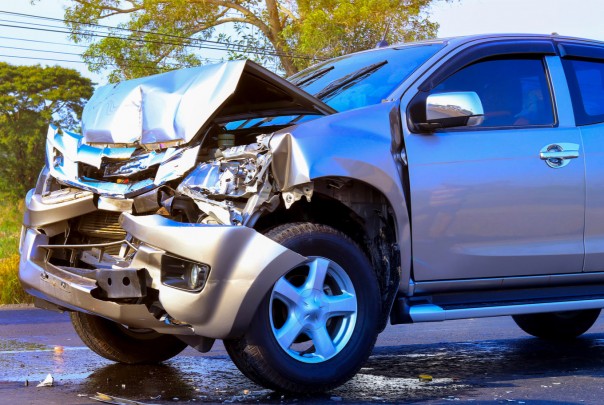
(161, 254, 210, 292)
(185, 263, 209, 290)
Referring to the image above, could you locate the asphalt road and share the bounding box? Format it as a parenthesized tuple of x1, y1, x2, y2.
(2, 306, 604, 404)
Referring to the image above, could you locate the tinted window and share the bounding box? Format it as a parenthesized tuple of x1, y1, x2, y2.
(290, 44, 444, 112)
(563, 58, 604, 125)
(432, 58, 555, 127)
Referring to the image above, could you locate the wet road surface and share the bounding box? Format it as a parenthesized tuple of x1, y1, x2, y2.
(2, 306, 604, 404)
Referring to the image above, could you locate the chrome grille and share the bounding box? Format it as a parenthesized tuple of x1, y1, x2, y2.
(77, 211, 126, 240)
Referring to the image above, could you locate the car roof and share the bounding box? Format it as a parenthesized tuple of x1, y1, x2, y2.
(388, 33, 604, 49)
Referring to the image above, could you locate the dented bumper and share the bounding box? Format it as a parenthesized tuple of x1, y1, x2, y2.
(120, 213, 305, 338)
(19, 192, 305, 339)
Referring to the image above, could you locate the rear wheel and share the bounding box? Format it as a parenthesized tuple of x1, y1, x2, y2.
(224, 223, 381, 393)
(512, 309, 601, 340)
(70, 312, 187, 363)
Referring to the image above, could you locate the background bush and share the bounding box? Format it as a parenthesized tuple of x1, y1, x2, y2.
(0, 195, 31, 304)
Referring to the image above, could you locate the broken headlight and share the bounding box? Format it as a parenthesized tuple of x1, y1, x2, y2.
(178, 142, 269, 199)
(178, 160, 256, 198)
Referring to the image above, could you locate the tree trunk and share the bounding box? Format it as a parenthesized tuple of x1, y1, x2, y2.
(264, 0, 297, 76)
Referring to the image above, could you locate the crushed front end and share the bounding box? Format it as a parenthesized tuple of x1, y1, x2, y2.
(19, 59, 333, 343)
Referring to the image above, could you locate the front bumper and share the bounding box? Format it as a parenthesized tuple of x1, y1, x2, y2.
(19, 191, 306, 339)
(19, 226, 183, 334)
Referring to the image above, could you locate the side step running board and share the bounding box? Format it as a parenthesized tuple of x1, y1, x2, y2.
(408, 299, 604, 322)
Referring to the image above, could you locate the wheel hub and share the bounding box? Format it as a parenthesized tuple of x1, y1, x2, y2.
(269, 256, 358, 364)
(298, 290, 327, 329)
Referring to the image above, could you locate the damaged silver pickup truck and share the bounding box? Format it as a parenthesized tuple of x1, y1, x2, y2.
(20, 33, 604, 393)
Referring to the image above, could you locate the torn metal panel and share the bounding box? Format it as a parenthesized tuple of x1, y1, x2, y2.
(82, 60, 335, 146)
(269, 132, 311, 191)
(46, 125, 201, 199)
(177, 138, 275, 224)
(178, 141, 269, 199)
(282, 183, 314, 209)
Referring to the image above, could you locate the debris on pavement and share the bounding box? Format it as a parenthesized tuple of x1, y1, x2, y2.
(36, 373, 54, 387)
(91, 392, 158, 405)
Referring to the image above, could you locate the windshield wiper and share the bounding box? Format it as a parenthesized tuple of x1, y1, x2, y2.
(314, 60, 388, 100)
(291, 65, 335, 87)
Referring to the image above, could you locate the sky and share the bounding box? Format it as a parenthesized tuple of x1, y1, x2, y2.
(1, 0, 604, 86)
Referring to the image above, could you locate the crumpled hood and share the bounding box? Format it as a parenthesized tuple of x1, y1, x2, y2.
(81, 60, 335, 146)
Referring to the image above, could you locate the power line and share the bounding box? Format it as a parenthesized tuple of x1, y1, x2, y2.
(0, 34, 88, 48)
(0, 54, 85, 64)
(0, 22, 239, 54)
(0, 9, 311, 60)
(0, 21, 304, 62)
(0, 17, 68, 31)
(0, 52, 225, 72)
(0, 10, 321, 61)
(0, 44, 83, 57)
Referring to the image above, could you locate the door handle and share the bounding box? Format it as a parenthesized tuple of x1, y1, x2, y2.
(539, 143, 580, 168)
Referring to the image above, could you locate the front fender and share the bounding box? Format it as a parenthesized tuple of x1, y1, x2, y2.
(269, 102, 412, 294)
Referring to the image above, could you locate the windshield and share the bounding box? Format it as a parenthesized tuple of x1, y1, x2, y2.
(290, 43, 444, 112)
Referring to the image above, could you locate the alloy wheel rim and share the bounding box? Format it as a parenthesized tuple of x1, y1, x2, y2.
(269, 256, 357, 363)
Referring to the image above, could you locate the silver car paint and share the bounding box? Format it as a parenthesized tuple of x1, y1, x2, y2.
(18, 227, 195, 335)
(582, 122, 604, 272)
(46, 125, 202, 198)
(19, 199, 306, 339)
(21, 34, 604, 344)
(397, 39, 588, 282)
(23, 187, 96, 229)
(81, 60, 334, 146)
(269, 102, 411, 273)
(120, 214, 306, 338)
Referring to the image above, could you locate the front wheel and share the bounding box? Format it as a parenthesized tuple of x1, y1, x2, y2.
(512, 309, 601, 340)
(70, 312, 187, 364)
(224, 223, 381, 393)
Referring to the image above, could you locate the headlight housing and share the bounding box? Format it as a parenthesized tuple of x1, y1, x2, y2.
(161, 254, 210, 292)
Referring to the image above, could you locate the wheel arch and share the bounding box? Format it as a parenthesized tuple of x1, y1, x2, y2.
(267, 105, 412, 299)
(254, 176, 403, 332)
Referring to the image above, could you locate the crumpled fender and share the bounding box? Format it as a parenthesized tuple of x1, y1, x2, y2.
(269, 102, 412, 289)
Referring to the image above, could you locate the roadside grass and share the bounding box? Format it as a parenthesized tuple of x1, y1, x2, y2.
(0, 196, 31, 304)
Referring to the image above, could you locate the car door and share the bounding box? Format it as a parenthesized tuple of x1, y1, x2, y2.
(404, 43, 585, 281)
(559, 42, 604, 273)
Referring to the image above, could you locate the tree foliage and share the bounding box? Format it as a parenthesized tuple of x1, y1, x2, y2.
(0, 63, 94, 197)
(58, 0, 445, 80)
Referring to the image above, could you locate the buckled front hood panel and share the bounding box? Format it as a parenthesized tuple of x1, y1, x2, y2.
(81, 60, 335, 146)
(46, 125, 200, 199)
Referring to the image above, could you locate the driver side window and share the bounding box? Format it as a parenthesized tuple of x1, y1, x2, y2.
(432, 58, 555, 127)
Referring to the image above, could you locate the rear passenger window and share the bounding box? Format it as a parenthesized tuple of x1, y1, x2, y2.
(432, 58, 555, 127)
(563, 59, 604, 125)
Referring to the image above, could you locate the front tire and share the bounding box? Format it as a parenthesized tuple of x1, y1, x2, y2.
(512, 309, 601, 340)
(224, 223, 381, 393)
(70, 312, 187, 364)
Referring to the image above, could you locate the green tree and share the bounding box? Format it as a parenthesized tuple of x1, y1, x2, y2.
(57, 0, 445, 80)
(0, 63, 94, 198)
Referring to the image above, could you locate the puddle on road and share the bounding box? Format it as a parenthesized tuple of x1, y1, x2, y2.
(4, 335, 604, 403)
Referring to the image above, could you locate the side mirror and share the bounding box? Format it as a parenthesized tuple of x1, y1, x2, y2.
(415, 91, 484, 132)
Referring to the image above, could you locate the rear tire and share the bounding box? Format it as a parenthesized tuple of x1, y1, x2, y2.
(512, 309, 601, 340)
(70, 312, 187, 364)
(224, 223, 381, 393)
